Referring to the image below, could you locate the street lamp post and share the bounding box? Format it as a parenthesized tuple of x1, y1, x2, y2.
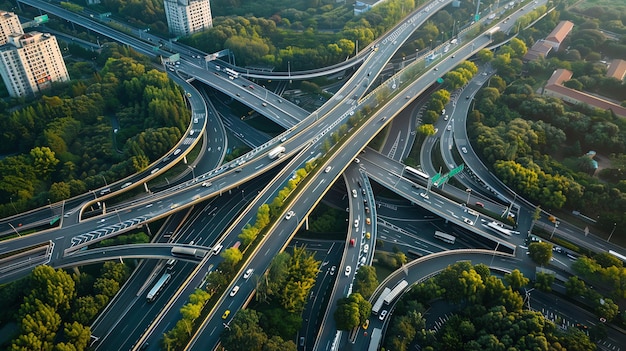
(607, 223, 617, 242)
(490, 242, 500, 266)
(8, 223, 21, 237)
(188, 165, 195, 180)
(550, 221, 559, 239)
(10, 197, 17, 214)
(101, 175, 108, 187)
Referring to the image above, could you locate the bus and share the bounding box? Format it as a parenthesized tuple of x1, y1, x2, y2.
(484, 221, 512, 236)
(146, 273, 171, 302)
(368, 328, 383, 351)
(372, 287, 391, 315)
(609, 250, 626, 263)
(171, 247, 207, 258)
(404, 166, 429, 180)
(384, 280, 408, 305)
(434, 231, 456, 244)
(224, 68, 239, 79)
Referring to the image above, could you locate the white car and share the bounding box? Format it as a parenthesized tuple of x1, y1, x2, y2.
(444, 114, 449, 121)
(229, 286, 240, 296)
(352, 189, 357, 198)
(345, 266, 351, 276)
(463, 218, 474, 226)
(325, 166, 332, 173)
(354, 158, 360, 164)
(285, 210, 295, 220)
(202, 182, 212, 187)
(379, 310, 388, 320)
(354, 219, 359, 228)
(420, 193, 429, 199)
(447, 125, 452, 131)
(243, 269, 254, 279)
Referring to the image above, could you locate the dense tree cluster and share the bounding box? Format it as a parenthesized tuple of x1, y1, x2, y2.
(333, 292, 372, 330)
(0, 45, 190, 217)
(571, 253, 626, 302)
(388, 262, 595, 351)
(353, 265, 379, 300)
(162, 289, 211, 350)
(468, 32, 626, 231)
(220, 309, 296, 351)
(0, 263, 129, 350)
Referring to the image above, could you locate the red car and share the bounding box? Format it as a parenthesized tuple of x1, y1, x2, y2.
(249, 85, 254, 89)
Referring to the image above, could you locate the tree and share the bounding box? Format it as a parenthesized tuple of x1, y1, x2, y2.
(334, 293, 371, 330)
(528, 242, 553, 266)
(62, 321, 90, 351)
(534, 272, 555, 292)
(221, 309, 267, 351)
(221, 247, 243, 266)
(504, 269, 529, 291)
(30, 146, 59, 178)
(353, 266, 378, 299)
(565, 276, 587, 297)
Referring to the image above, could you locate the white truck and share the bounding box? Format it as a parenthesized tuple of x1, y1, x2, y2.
(268, 145, 285, 159)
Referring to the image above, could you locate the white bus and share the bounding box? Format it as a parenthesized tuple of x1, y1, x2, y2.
(404, 166, 429, 180)
(384, 280, 408, 305)
(146, 273, 171, 302)
(224, 68, 239, 79)
(372, 287, 391, 315)
(434, 231, 456, 244)
(368, 328, 383, 351)
(485, 221, 512, 236)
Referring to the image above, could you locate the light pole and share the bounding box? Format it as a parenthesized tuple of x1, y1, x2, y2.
(188, 165, 195, 179)
(8, 223, 21, 237)
(607, 223, 617, 242)
(10, 197, 17, 214)
(490, 242, 500, 266)
(101, 175, 108, 187)
(466, 188, 472, 205)
(550, 221, 559, 239)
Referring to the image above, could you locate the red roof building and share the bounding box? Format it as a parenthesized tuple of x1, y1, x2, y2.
(545, 21, 574, 51)
(606, 59, 626, 81)
(543, 69, 626, 118)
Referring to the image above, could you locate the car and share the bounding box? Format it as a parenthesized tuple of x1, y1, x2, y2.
(363, 199, 368, 205)
(330, 266, 336, 275)
(285, 210, 295, 220)
(63, 211, 73, 218)
(324, 166, 332, 173)
(365, 232, 371, 239)
(380, 116, 387, 121)
(299, 337, 305, 346)
(466, 96, 470, 100)
(121, 182, 133, 189)
(235, 168, 242, 172)
(447, 125, 452, 131)
(361, 189, 366, 196)
(230, 286, 240, 296)
(475, 202, 484, 208)
(461, 147, 468, 154)
(352, 189, 357, 198)
(202, 182, 212, 187)
(345, 266, 351, 276)
(362, 319, 370, 330)
(444, 114, 449, 121)
(354, 158, 360, 164)
(236, 93, 241, 97)
(434, 67, 439, 71)
(363, 244, 369, 253)
(248, 85, 254, 89)
(451, 55, 455, 58)
(243, 268, 254, 279)
(213, 71, 219, 76)
(194, 118, 199, 123)
(365, 206, 370, 214)
(366, 217, 371, 225)
(168, 67, 174, 72)
(379, 310, 388, 320)
(174, 149, 181, 155)
(150, 168, 159, 174)
(350, 238, 356, 247)
(98, 218, 106, 223)
(262, 102, 267, 107)
(463, 218, 474, 226)
(405, 95, 411, 99)
(357, 181, 362, 188)
(354, 219, 359, 228)
(222, 310, 230, 319)
(441, 109, 446, 115)
(420, 193, 429, 199)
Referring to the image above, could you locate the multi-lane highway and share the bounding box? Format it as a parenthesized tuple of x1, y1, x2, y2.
(3, 0, 625, 350)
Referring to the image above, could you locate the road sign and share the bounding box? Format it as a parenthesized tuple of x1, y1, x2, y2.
(50, 216, 60, 225)
(34, 15, 48, 24)
(448, 164, 465, 177)
(436, 78, 444, 83)
(431, 173, 442, 183)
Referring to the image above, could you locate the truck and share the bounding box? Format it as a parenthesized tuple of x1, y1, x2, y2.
(486, 26, 500, 37)
(146, 273, 171, 302)
(268, 145, 286, 159)
(372, 287, 391, 315)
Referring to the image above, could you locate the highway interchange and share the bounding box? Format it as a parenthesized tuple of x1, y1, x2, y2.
(1, 0, 626, 350)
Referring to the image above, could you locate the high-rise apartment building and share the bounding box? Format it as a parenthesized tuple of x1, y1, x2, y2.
(164, 0, 213, 37)
(0, 11, 23, 45)
(0, 31, 70, 97)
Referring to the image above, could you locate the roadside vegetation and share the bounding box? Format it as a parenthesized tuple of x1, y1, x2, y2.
(0, 44, 190, 219)
(386, 262, 596, 351)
